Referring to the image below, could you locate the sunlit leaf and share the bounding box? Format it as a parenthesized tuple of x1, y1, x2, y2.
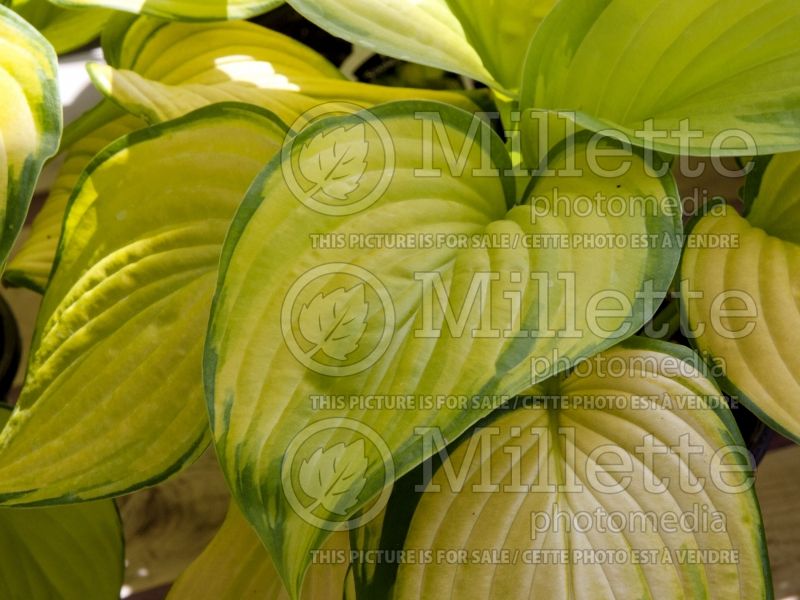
(394, 339, 769, 599)
(49, 0, 283, 21)
(0, 5, 61, 267)
(205, 101, 682, 596)
(85, 53, 485, 127)
(0, 104, 289, 504)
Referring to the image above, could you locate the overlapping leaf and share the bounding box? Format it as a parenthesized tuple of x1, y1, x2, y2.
(681, 169, 800, 442)
(7, 16, 338, 291)
(520, 0, 800, 161)
(85, 15, 485, 125)
(0, 406, 124, 599)
(205, 100, 682, 596)
(286, 0, 493, 86)
(11, 0, 111, 54)
(168, 503, 351, 599)
(286, 0, 558, 93)
(49, 0, 282, 21)
(6, 114, 145, 291)
(7, 16, 483, 291)
(394, 340, 769, 599)
(0, 5, 60, 267)
(87, 63, 482, 127)
(0, 104, 289, 504)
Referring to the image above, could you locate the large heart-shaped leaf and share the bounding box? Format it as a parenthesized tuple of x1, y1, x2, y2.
(0, 103, 289, 505)
(681, 168, 800, 442)
(519, 0, 800, 161)
(205, 100, 682, 596)
(0, 5, 61, 267)
(48, 0, 282, 21)
(168, 502, 351, 599)
(393, 339, 769, 599)
(10, 0, 111, 54)
(0, 406, 124, 599)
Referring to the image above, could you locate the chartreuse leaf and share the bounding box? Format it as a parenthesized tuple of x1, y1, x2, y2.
(205, 100, 682, 596)
(5, 114, 146, 292)
(0, 5, 60, 267)
(394, 339, 769, 599)
(48, 0, 282, 21)
(10, 0, 111, 54)
(107, 16, 344, 82)
(0, 406, 124, 599)
(8, 16, 483, 292)
(86, 65, 347, 127)
(742, 152, 800, 242)
(443, 0, 557, 93)
(520, 0, 800, 162)
(286, 0, 558, 93)
(286, 0, 493, 86)
(681, 168, 800, 442)
(84, 15, 485, 127)
(6, 16, 369, 292)
(0, 103, 289, 505)
(168, 503, 351, 600)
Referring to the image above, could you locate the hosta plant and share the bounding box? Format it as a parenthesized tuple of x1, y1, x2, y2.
(0, 0, 797, 598)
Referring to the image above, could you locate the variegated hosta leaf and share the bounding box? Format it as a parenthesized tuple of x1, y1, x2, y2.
(49, 0, 282, 21)
(205, 100, 682, 596)
(681, 179, 800, 442)
(286, 0, 494, 87)
(84, 16, 484, 126)
(0, 5, 60, 267)
(520, 0, 800, 162)
(86, 64, 350, 127)
(6, 16, 376, 291)
(168, 503, 351, 600)
(11, 0, 111, 54)
(0, 104, 289, 505)
(0, 406, 124, 599)
(5, 114, 145, 292)
(394, 339, 769, 599)
(742, 152, 800, 243)
(86, 63, 482, 127)
(442, 0, 558, 93)
(286, 0, 558, 93)
(107, 16, 344, 82)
